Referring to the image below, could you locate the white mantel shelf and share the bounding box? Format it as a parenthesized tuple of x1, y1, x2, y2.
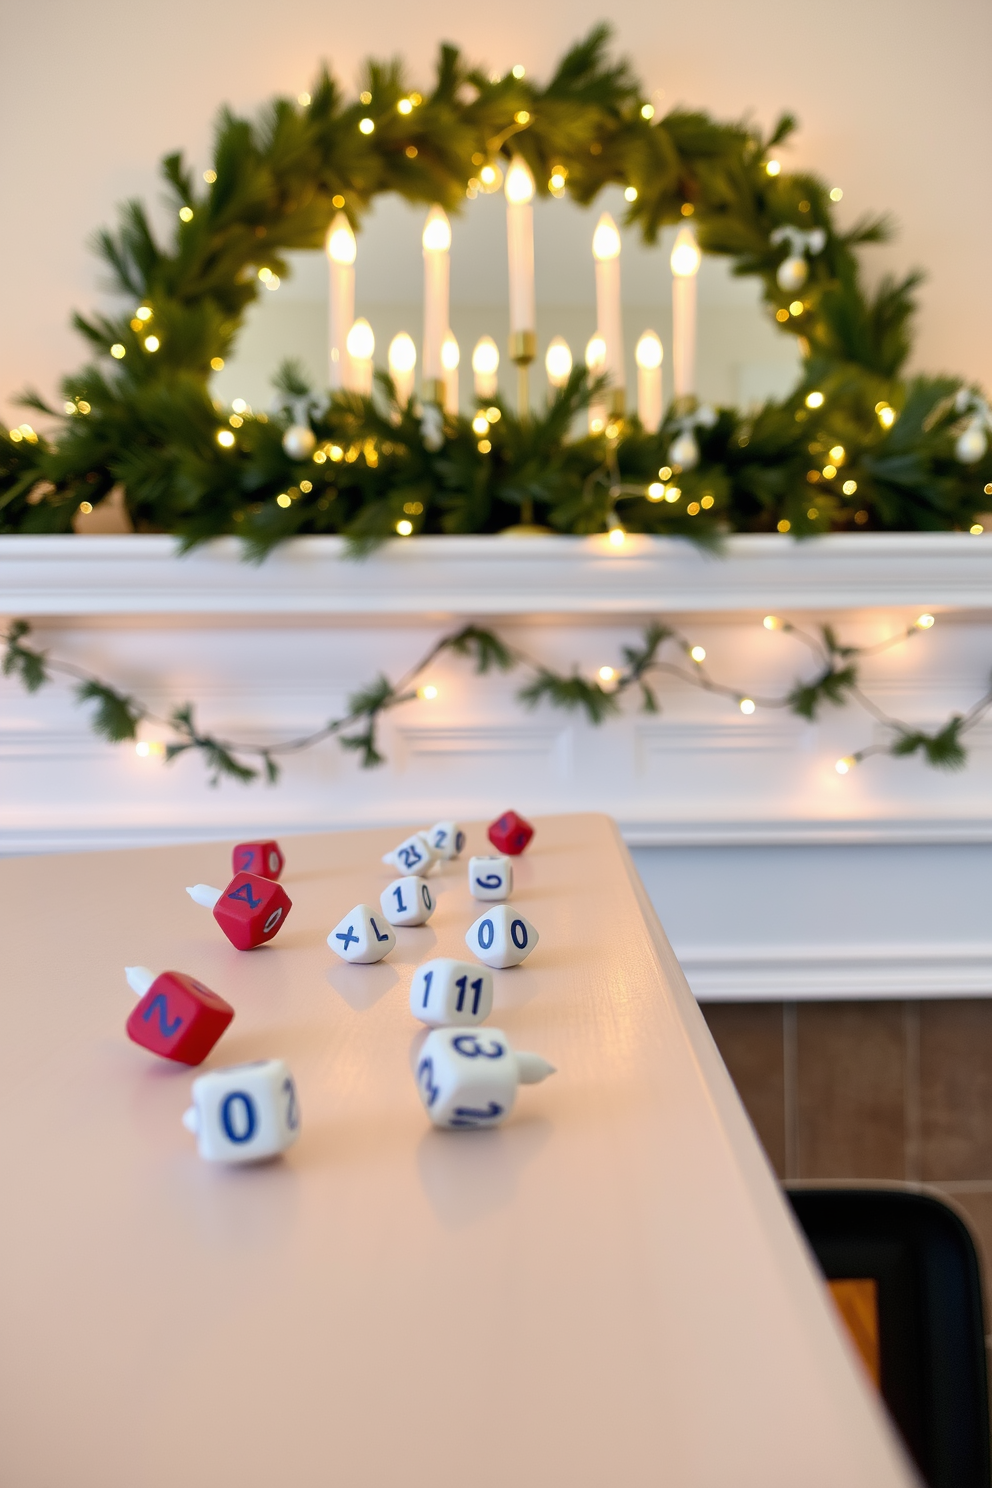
(4, 531, 992, 1001)
(2, 531, 992, 617)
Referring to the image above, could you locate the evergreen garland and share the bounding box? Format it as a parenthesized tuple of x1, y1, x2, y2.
(4, 613, 986, 785)
(2, 26, 990, 552)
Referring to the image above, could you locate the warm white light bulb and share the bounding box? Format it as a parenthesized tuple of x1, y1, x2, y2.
(504, 156, 535, 205)
(635, 330, 663, 370)
(592, 212, 621, 261)
(326, 213, 357, 265)
(585, 335, 606, 371)
(545, 336, 572, 387)
(441, 333, 460, 372)
(671, 225, 701, 278)
(422, 205, 452, 253)
(915, 613, 935, 630)
(346, 318, 375, 360)
(388, 332, 417, 375)
(472, 336, 500, 377)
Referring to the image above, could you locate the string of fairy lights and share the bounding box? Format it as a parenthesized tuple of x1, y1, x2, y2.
(4, 607, 987, 786)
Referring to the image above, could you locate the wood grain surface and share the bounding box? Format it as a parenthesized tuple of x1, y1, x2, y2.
(0, 814, 916, 1487)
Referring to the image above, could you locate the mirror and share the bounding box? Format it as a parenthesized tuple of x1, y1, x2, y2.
(214, 184, 801, 415)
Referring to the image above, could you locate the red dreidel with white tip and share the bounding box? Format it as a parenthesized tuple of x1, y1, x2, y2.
(124, 965, 234, 1065)
(487, 809, 534, 856)
(231, 839, 284, 880)
(187, 872, 292, 950)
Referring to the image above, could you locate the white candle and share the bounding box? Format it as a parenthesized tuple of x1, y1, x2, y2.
(670, 225, 701, 400)
(388, 332, 417, 408)
(586, 334, 606, 434)
(504, 157, 536, 347)
(545, 336, 572, 391)
(592, 213, 624, 411)
(346, 318, 374, 396)
(635, 330, 664, 432)
(441, 332, 460, 415)
(326, 213, 356, 391)
(422, 206, 451, 394)
(472, 336, 499, 400)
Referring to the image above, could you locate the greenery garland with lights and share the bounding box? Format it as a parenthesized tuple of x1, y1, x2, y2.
(4, 611, 987, 785)
(2, 26, 992, 551)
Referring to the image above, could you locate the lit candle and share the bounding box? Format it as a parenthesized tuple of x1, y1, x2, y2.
(592, 212, 624, 413)
(585, 334, 606, 434)
(388, 332, 417, 408)
(326, 212, 356, 391)
(472, 336, 499, 400)
(346, 318, 374, 395)
(670, 225, 701, 400)
(545, 336, 572, 391)
(441, 332, 460, 415)
(635, 330, 663, 432)
(504, 156, 536, 409)
(422, 205, 451, 403)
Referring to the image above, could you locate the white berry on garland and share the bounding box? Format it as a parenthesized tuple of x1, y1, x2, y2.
(282, 424, 316, 460)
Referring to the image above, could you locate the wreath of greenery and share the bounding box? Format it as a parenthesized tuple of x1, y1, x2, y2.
(2, 25, 991, 554)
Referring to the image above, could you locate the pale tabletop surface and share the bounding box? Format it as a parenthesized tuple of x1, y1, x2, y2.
(0, 814, 915, 1488)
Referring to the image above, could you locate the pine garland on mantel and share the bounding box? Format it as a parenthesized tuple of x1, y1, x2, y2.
(1, 27, 991, 554)
(4, 612, 987, 786)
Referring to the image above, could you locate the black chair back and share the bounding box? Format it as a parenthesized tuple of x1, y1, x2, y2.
(787, 1188, 989, 1488)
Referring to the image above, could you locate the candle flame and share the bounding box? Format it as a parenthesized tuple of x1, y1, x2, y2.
(585, 335, 606, 371)
(441, 333, 460, 371)
(635, 330, 663, 369)
(504, 156, 535, 205)
(326, 212, 356, 265)
(592, 212, 621, 261)
(388, 332, 417, 374)
(422, 205, 451, 253)
(545, 336, 572, 387)
(670, 225, 701, 278)
(346, 318, 375, 360)
(472, 336, 499, 375)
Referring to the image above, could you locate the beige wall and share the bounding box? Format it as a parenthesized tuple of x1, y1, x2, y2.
(2, 0, 989, 423)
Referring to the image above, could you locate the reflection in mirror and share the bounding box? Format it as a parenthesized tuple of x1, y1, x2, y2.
(215, 186, 801, 418)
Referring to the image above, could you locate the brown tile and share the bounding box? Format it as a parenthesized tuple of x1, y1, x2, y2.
(921, 1002, 992, 1181)
(796, 1002, 907, 1180)
(702, 1002, 786, 1176)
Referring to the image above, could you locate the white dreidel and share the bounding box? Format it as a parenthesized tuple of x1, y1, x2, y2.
(414, 1026, 555, 1129)
(422, 821, 466, 860)
(382, 831, 438, 875)
(182, 1058, 300, 1164)
(381, 875, 436, 927)
(466, 904, 538, 968)
(327, 903, 396, 963)
(468, 853, 512, 901)
(409, 958, 494, 1026)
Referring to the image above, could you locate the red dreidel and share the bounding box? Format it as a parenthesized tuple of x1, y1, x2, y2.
(186, 872, 292, 950)
(487, 809, 534, 856)
(231, 839, 284, 880)
(125, 965, 234, 1065)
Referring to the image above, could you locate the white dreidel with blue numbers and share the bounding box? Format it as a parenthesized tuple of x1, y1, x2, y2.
(415, 1027, 555, 1129)
(422, 821, 466, 860)
(327, 903, 396, 963)
(466, 903, 538, 968)
(182, 1058, 300, 1164)
(382, 832, 437, 874)
(381, 875, 436, 927)
(468, 853, 512, 901)
(410, 958, 494, 1027)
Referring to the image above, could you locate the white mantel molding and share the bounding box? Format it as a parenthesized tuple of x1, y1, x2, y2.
(2, 531, 992, 618)
(4, 532, 992, 1002)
